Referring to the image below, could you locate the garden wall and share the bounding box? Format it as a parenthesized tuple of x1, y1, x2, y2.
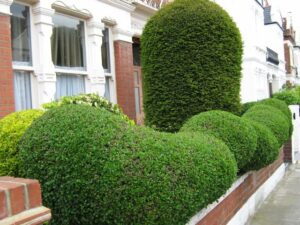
(189, 149, 285, 225)
(0, 177, 51, 225)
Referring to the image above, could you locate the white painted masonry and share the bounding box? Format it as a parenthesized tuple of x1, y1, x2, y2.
(214, 0, 286, 102)
(0, 0, 287, 111)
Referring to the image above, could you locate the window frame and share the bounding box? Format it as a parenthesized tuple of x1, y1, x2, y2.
(11, 1, 33, 67)
(51, 12, 88, 99)
(10, 1, 34, 111)
(52, 12, 88, 75)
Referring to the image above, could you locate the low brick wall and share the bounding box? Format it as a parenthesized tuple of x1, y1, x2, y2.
(283, 139, 292, 163)
(0, 177, 51, 225)
(193, 150, 284, 225)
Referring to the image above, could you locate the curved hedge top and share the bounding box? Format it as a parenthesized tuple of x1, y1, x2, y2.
(260, 98, 291, 120)
(243, 105, 290, 146)
(18, 105, 237, 225)
(0, 110, 43, 176)
(141, 0, 243, 132)
(242, 119, 279, 171)
(180, 110, 257, 171)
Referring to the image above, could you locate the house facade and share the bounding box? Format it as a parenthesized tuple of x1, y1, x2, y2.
(0, 0, 169, 122)
(283, 16, 300, 85)
(214, 0, 286, 102)
(0, 0, 286, 122)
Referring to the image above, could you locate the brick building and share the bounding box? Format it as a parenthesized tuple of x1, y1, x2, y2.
(0, 0, 169, 123)
(0, 0, 286, 122)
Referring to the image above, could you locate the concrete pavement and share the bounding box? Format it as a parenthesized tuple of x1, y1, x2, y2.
(247, 164, 300, 225)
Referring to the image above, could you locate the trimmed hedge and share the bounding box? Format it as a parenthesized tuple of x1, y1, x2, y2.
(0, 110, 43, 176)
(242, 119, 279, 171)
(240, 101, 258, 115)
(141, 0, 243, 132)
(243, 105, 290, 146)
(260, 98, 291, 120)
(180, 110, 257, 171)
(18, 105, 237, 225)
(43, 93, 134, 125)
(272, 90, 300, 105)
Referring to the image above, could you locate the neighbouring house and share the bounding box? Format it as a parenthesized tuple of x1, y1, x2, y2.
(0, 0, 169, 123)
(214, 0, 286, 102)
(283, 16, 300, 86)
(0, 0, 286, 122)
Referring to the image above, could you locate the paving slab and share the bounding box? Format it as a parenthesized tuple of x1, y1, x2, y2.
(247, 164, 300, 225)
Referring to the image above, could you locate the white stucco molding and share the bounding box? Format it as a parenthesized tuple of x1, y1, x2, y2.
(52, 0, 92, 19)
(102, 17, 117, 26)
(0, 0, 13, 15)
(17, 0, 39, 5)
(32, 5, 55, 26)
(99, 0, 135, 12)
(87, 20, 105, 37)
(113, 27, 134, 43)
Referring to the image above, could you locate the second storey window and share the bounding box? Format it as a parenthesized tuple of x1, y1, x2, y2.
(51, 14, 85, 69)
(11, 3, 31, 65)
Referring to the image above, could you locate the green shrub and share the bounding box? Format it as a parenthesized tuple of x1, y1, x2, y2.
(18, 105, 237, 225)
(261, 98, 291, 119)
(242, 119, 279, 171)
(141, 0, 243, 132)
(260, 98, 293, 135)
(0, 110, 44, 176)
(240, 101, 259, 115)
(42, 93, 134, 125)
(180, 110, 257, 171)
(272, 90, 300, 105)
(243, 105, 290, 146)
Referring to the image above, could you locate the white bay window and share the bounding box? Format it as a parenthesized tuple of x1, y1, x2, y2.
(10, 2, 33, 111)
(51, 13, 86, 99)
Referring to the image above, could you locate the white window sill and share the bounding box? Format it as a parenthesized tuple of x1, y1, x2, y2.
(13, 65, 34, 72)
(55, 68, 88, 75)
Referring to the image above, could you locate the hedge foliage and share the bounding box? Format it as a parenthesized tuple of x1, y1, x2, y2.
(180, 110, 256, 171)
(243, 105, 290, 146)
(0, 110, 43, 176)
(42, 93, 134, 125)
(273, 89, 300, 105)
(18, 105, 237, 225)
(242, 119, 279, 171)
(141, 0, 243, 132)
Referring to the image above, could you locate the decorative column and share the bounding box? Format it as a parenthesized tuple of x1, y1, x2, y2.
(0, 0, 15, 117)
(86, 19, 105, 96)
(113, 27, 136, 121)
(32, 2, 56, 105)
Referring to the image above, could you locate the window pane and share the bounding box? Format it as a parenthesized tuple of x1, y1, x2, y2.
(133, 43, 141, 66)
(10, 3, 31, 64)
(102, 28, 111, 72)
(104, 76, 111, 101)
(52, 14, 85, 68)
(14, 71, 32, 111)
(56, 74, 85, 100)
(134, 87, 141, 114)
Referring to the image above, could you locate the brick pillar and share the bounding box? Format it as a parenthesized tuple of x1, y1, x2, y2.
(0, 15, 15, 118)
(283, 139, 292, 163)
(114, 40, 136, 121)
(0, 177, 51, 224)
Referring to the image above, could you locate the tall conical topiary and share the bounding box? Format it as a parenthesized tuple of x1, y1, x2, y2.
(141, 0, 243, 132)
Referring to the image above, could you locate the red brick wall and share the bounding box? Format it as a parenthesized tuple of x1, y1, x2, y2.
(283, 139, 292, 163)
(114, 40, 136, 121)
(0, 15, 15, 118)
(284, 43, 291, 74)
(196, 150, 284, 225)
(0, 177, 51, 224)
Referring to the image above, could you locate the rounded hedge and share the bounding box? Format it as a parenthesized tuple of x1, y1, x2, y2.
(243, 105, 290, 146)
(260, 98, 291, 120)
(242, 119, 279, 171)
(0, 110, 43, 176)
(141, 0, 243, 132)
(18, 105, 237, 225)
(180, 110, 257, 171)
